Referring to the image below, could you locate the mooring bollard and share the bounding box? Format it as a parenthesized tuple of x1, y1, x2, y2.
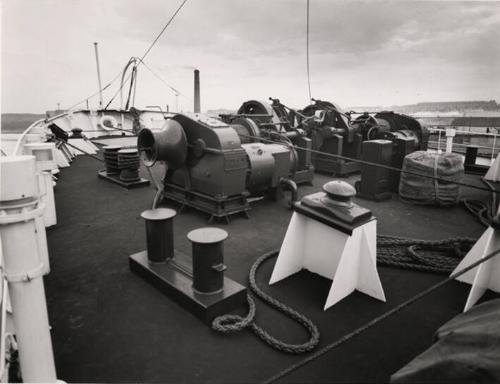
(187, 227, 228, 294)
(141, 208, 176, 263)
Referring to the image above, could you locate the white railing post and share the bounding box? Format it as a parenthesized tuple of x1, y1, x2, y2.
(445, 128, 456, 153)
(491, 133, 497, 165)
(437, 129, 442, 154)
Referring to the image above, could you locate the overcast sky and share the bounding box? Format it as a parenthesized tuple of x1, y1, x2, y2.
(1, 0, 499, 113)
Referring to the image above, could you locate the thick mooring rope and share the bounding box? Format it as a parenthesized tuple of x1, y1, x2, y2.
(262, 247, 500, 384)
(212, 235, 478, 354)
(212, 250, 320, 354)
(377, 235, 477, 274)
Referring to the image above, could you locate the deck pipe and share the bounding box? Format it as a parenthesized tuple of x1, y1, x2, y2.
(0, 156, 57, 382)
(141, 208, 176, 262)
(187, 228, 228, 294)
(280, 178, 298, 207)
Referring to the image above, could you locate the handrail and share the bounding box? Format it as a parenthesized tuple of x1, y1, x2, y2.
(12, 112, 70, 155)
(427, 127, 499, 138)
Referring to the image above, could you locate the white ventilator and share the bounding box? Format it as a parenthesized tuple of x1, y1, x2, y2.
(0, 156, 58, 382)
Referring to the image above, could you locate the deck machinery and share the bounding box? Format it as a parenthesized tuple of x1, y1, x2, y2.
(229, 98, 429, 178)
(221, 98, 315, 185)
(138, 112, 312, 222)
(296, 99, 429, 176)
(298, 99, 362, 175)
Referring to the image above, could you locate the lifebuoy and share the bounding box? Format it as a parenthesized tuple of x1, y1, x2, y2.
(100, 115, 118, 131)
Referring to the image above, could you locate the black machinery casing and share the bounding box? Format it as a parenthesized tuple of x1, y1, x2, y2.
(299, 100, 362, 176)
(222, 99, 315, 185)
(355, 113, 429, 200)
(356, 140, 393, 201)
(139, 113, 299, 221)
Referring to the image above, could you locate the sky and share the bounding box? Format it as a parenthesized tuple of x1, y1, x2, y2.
(1, 0, 499, 113)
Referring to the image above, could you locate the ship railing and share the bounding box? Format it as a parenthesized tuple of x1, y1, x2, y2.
(12, 112, 69, 156)
(427, 127, 498, 165)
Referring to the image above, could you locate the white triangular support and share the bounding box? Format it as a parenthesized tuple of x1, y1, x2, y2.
(452, 225, 500, 312)
(485, 153, 500, 181)
(270, 212, 386, 310)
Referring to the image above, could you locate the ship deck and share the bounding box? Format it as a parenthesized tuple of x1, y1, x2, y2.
(44, 150, 498, 383)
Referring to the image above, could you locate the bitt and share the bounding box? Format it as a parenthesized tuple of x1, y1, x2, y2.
(129, 209, 246, 322)
(270, 180, 386, 310)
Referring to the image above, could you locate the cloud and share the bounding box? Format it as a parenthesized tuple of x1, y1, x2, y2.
(1, 0, 499, 113)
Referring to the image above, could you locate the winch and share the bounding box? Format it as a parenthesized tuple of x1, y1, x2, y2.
(296, 100, 429, 176)
(138, 113, 303, 222)
(298, 99, 362, 175)
(220, 98, 315, 184)
(352, 111, 430, 200)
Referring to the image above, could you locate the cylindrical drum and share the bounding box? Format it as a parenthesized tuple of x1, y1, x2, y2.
(141, 208, 176, 262)
(187, 227, 228, 294)
(118, 148, 140, 182)
(103, 145, 122, 175)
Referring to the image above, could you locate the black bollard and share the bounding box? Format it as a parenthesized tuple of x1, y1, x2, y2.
(464, 146, 478, 166)
(187, 227, 228, 294)
(141, 208, 176, 263)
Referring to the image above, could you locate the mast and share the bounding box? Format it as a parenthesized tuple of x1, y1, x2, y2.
(93, 42, 103, 109)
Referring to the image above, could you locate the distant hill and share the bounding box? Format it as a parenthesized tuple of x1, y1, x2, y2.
(1, 113, 46, 133)
(348, 100, 499, 115)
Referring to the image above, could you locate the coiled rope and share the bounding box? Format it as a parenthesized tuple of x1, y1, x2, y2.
(263, 247, 500, 384)
(212, 235, 478, 354)
(377, 235, 476, 274)
(462, 178, 497, 227)
(212, 250, 320, 354)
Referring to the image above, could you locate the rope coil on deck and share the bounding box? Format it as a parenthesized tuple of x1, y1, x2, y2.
(212, 250, 320, 354)
(262, 247, 500, 384)
(377, 235, 477, 274)
(212, 235, 478, 354)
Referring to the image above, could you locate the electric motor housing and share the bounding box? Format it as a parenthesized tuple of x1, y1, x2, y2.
(137, 113, 300, 220)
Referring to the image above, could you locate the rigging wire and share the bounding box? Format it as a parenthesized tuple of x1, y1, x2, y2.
(66, 69, 123, 111)
(104, 0, 189, 110)
(306, 0, 312, 102)
(139, 0, 189, 63)
(138, 58, 190, 101)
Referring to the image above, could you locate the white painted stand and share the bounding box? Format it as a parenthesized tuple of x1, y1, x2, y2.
(485, 153, 500, 182)
(269, 212, 386, 310)
(445, 128, 456, 153)
(452, 224, 500, 312)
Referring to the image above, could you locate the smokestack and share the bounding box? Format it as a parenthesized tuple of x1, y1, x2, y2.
(194, 69, 200, 113)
